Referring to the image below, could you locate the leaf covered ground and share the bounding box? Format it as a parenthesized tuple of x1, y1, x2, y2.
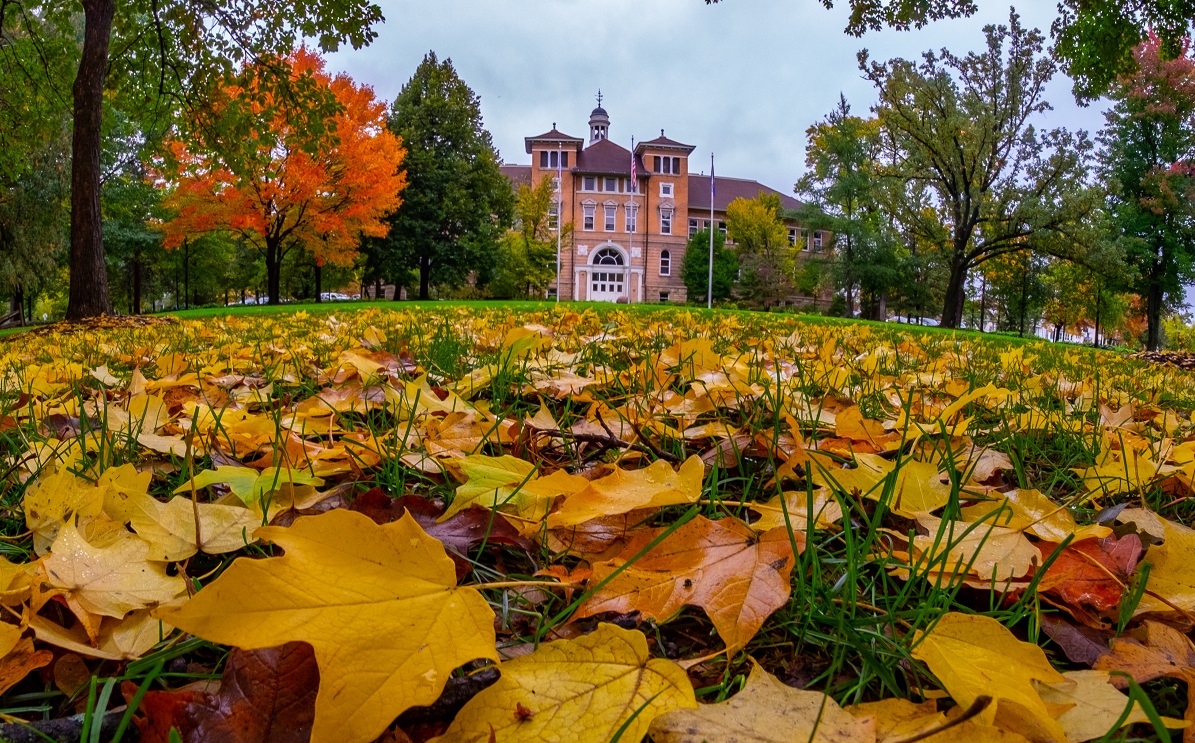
(1, 305, 1195, 742)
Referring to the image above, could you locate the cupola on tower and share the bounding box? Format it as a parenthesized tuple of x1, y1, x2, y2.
(589, 90, 609, 143)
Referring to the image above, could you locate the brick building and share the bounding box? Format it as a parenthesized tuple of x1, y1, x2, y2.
(500, 102, 823, 303)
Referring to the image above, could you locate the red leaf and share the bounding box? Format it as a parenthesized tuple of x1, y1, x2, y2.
(1037, 534, 1142, 613)
(134, 643, 319, 743)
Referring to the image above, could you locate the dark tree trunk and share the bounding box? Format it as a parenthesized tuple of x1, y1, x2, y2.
(183, 241, 190, 310)
(266, 241, 282, 305)
(314, 263, 322, 302)
(1146, 270, 1164, 351)
(941, 256, 968, 329)
(419, 255, 431, 300)
(8, 291, 24, 326)
(65, 0, 115, 321)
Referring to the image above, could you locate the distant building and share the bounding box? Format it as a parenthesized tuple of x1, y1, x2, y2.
(500, 101, 826, 303)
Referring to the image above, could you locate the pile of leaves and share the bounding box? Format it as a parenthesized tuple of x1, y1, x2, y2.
(1, 305, 1195, 742)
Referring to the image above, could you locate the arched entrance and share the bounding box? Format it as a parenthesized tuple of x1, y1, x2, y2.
(589, 246, 626, 302)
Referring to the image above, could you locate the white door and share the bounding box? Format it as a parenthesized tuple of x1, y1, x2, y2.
(589, 247, 627, 302)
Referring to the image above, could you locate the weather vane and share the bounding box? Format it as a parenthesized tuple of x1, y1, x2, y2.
(596, 90, 603, 107)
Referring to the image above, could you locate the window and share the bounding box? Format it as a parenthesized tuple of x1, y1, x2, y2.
(628, 178, 638, 194)
(583, 204, 595, 231)
(718, 221, 727, 236)
(548, 202, 559, 231)
(604, 177, 618, 192)
(788, 228, 797, 245)
(660, 207, 673, 235)
(659, 291, 670, 303)
(813, 231, 823, 252)
(540, 150, 568, 169)
(689, 218, 699, 237)
(604, 204, 616, 231)
(660, 182, 673, 198)
(583, 176, 596, 191)
(660, 250, 671, 276)
(651, 156, 681, 174)
(800, 229, 809, 251)
(625, 204, 638, 233)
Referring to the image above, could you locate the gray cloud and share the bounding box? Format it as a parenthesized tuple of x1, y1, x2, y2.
(324, 1, 1106, 198)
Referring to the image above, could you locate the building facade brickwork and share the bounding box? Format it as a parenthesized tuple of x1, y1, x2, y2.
(502, 104, 826, 303)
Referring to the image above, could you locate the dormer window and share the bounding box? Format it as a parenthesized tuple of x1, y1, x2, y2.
(653, 156, 681, 174)
(660, 182, 673, 198)
(539, 150, 569, 169)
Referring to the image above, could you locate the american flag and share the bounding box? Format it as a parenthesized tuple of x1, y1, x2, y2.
(711, 157, 716, 199)
(630, 139, 636, 188)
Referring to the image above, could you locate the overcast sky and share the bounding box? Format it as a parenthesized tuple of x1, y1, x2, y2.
(322, 0, 1108, 195)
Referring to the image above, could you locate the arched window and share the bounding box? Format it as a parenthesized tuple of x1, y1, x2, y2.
(659, 250, 671, 276)
(592, 247, 624, 266)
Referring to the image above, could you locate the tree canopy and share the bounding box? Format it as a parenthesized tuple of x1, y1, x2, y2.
(159, 49, 406, 305)
(1100, 33, 1195, 350)
(368, 52, 513, 300)
(1, 0, 385, 319)
(863, 11, 1097, 329)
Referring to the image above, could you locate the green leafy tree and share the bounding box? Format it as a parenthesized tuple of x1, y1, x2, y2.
(1100, 33, 1195, 350)
(704, 0, 1194, 101)
(797, 95, 901, 318)
(726, 193, 792, 309)
(681, 228, 737, 304)
(491, 178, 565, 298)
(864, 11, 1097, 329)
(372, 52, 513, 300)
(1, 0, 384, 319)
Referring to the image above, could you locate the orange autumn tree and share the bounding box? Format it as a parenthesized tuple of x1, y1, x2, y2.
(159, 49, 406, 304)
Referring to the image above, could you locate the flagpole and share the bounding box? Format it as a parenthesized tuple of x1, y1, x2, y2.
(629, 135, 634, 284)
(556, 141, 562, 303)
(707, 153, 715, 309)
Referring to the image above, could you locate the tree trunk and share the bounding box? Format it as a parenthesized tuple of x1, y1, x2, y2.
(941, 257, 968, 329)
(266, 241, 282, 305)
(9, 291, 24, 326)
(314, 263, 322, 302)
(183, 241, 190, 310)
(1146, 271, 1164, 351)
(65, 0, 115, 321)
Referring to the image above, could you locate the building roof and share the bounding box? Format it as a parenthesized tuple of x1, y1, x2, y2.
(687, 175, 803, 213)
(574, 138, 647, 176)
(500, 164, 532, 189)
(524, 127, 584, 154)
(636, 132, 696, 155)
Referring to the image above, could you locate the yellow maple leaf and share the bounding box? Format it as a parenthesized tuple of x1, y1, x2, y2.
(959, 489, 1111, 543)
(434, 624, 695, 743)
(912, 613, 1066, 741)
(1036, 670, 1185, 742)
(547, 455, 705, 528)
(127, 492, 261, 561)
(912, 516, 1038, 582)
(446, 454, 588, 521)
(41, 522, 185, 638)
(158, 510, 498, 743)
(651, 660, 873, 742)
(23, 468, 106, 555)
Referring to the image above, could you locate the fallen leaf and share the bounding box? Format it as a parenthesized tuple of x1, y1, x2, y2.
(134, 642, 318, 743)
(911, 612, 1066, 741)
(1035, 534, 1141, 614)
(547, 455, 705, 528)
(128, 492, 261, 561)
(433, 624, 695, 743)
(446, 455, 587, 522)
(578, 516, 800, 650)
(157, 510, 498, 743)
(1036, 669, 1185, 742)
(912, 516, 1039, 582)
(1094, 619, 1195, 741)
(0, 636, 52, 696)
(23, 468, 105, 555)
(41, 522, 185, 637)
(651, 660, 874, 742)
